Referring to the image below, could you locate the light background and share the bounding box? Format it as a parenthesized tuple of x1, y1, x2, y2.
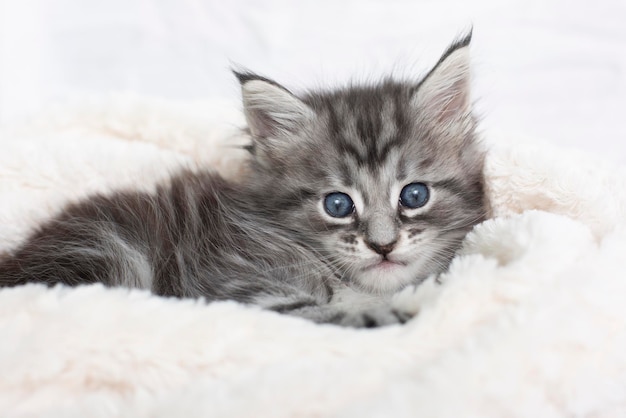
(1, 0, 625, 164)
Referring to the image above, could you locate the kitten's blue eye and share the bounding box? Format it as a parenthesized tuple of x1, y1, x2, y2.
(399, 183, 429, 209)
(324, 192, 354, 218)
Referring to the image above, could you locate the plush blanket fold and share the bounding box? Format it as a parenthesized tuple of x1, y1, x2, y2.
(1, 96, 625, 417)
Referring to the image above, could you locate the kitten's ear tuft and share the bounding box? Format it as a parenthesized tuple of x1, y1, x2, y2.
(412, 30, 473, 123)
(234, 71, 314, 139)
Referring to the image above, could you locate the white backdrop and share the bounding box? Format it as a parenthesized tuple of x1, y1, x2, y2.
(1, 0, 625, 164)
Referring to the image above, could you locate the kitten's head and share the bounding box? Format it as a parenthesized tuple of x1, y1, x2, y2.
(236, 32, 487, 295)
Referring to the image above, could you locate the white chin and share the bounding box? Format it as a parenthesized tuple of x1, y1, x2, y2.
(351, 263, 418, 295)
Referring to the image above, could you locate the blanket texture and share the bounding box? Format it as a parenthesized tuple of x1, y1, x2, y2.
(1, 96, 625, 417)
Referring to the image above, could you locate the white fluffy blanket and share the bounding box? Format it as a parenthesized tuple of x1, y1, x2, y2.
(1, 97, 625, 417)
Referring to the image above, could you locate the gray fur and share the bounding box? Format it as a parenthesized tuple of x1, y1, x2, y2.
(0, 32, 487, 327)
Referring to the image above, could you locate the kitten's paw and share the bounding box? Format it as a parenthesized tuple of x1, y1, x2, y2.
(336, 307, 413, 328)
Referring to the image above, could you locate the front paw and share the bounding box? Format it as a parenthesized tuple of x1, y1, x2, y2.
(336, 306, 413, 328)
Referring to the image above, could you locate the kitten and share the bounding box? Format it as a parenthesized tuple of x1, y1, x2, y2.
(0, 33, 487, 327)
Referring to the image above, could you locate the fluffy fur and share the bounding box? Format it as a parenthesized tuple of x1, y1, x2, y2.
(0, 34, 487, 327)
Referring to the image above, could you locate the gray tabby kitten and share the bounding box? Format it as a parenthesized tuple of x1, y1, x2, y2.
(0, 33, 486, 327)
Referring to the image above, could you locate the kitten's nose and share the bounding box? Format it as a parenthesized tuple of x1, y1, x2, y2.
(366, 240, 397, 256)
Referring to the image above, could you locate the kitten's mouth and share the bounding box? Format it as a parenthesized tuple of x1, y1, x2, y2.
(353, 257, 416, 294)
(364, 258, 407, 272)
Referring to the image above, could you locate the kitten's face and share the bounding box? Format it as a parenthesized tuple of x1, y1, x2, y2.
(304, 136, 484, 294)
(238, 33, 487, 294)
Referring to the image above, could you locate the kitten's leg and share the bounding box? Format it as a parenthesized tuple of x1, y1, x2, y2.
(291, 304, 413, 328)
(254, 292, 413, 328)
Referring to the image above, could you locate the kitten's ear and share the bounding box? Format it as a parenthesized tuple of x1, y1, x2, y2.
(234, 71, 314, 139)
(412, 31, 472, 123)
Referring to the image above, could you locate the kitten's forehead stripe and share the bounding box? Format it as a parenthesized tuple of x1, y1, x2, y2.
(338, 162, 354, 187)
(375, 137, 404, 167)
(396, 159, 407, 180)
(327, 105, 367, 166)
(338, 141, 367, 167)
(309, 85, 415, 173)
(393, 92, 410, 134)
(355, 107, 381, 145)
